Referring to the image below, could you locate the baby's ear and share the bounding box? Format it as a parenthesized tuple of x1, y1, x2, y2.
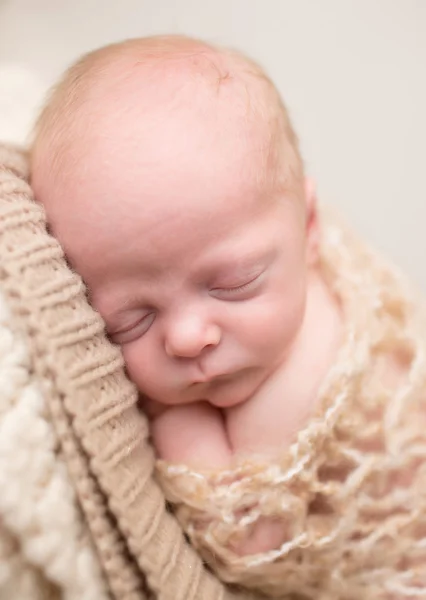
(304, 177, 320, 266)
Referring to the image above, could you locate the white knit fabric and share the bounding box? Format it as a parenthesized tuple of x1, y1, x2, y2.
(0, 287, 108, 600)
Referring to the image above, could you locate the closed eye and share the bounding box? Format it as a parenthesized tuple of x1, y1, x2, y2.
(210, 273, 263, 300)
(109, 312, 155, 344)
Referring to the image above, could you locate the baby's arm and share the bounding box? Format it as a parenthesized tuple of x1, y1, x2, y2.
(149, 400, 289, 557)
(150, 401, 232, 469)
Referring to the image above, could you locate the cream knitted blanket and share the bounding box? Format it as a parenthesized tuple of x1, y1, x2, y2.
(0, 144, 255, 600)
(157, 211, 426, 599)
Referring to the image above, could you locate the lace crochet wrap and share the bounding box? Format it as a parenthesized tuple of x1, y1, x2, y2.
(156, 213, 426, 599)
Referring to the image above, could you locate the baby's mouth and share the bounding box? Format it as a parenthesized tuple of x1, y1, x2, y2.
(211, 372, 239, 385)
(191, 370, 241, 387)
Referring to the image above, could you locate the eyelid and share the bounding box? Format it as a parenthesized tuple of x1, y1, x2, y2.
(210, 272, 264, 298)
(109, 312, 155, 343)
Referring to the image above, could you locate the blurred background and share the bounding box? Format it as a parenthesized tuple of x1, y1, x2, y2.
(0, 0, 425, 288)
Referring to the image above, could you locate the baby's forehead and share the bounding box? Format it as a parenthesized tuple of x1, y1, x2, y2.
(49, 44, 279, 162)
(81, 53, 270, 146)
(56, 71, 277, 203)
(32, 39, 303, 234)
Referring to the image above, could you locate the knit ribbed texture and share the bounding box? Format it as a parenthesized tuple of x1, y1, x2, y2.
(0, 246, 107, 599)
(157, 209, 426, 599)
(0, 144, 258, 600)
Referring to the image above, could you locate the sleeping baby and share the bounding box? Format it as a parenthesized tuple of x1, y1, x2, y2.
(30, 35, 426, 599)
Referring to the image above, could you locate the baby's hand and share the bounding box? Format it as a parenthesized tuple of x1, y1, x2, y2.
(145, 397, 290, 558)
(146, 400, 232, 469)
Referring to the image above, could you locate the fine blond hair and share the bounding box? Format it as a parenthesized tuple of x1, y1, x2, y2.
(30, 35, 304, 195)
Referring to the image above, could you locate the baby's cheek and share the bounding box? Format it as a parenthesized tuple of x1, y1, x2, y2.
(121, 340, 186, 406)
(121, 341, 160, 395)
(245, 297, 303, 357)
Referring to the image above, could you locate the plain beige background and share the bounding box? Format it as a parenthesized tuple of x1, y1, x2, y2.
(0, 0, 425, 287)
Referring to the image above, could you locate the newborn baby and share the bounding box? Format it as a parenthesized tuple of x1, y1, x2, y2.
(30, 36, 426, 599)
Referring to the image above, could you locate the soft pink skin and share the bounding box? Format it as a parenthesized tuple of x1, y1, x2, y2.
(33, 52, 342, 555)
(92, 196, 309, 411)
(34, 61, 319, 415)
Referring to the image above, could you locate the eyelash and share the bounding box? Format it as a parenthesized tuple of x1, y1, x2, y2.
(211, 274, 262, 298)
(110, 312, 155, 343)
(109, 273, 264, 342)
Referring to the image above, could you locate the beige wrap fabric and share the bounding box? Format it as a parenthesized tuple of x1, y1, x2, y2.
(157, 210, 426, 599)
(0, 144, 257, 600)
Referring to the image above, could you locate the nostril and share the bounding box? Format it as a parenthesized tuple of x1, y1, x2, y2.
(165, 336, 205, 359)
(164, 323, 221, 358)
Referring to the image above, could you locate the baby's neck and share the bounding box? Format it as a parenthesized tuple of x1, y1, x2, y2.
(281, 267, 343, 407)
(225, 268, 343, 456)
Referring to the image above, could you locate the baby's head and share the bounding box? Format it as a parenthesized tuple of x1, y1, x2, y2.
(31, 35, 319, 408)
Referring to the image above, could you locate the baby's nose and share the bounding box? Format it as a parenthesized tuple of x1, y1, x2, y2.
(164, 313, 221, 359)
